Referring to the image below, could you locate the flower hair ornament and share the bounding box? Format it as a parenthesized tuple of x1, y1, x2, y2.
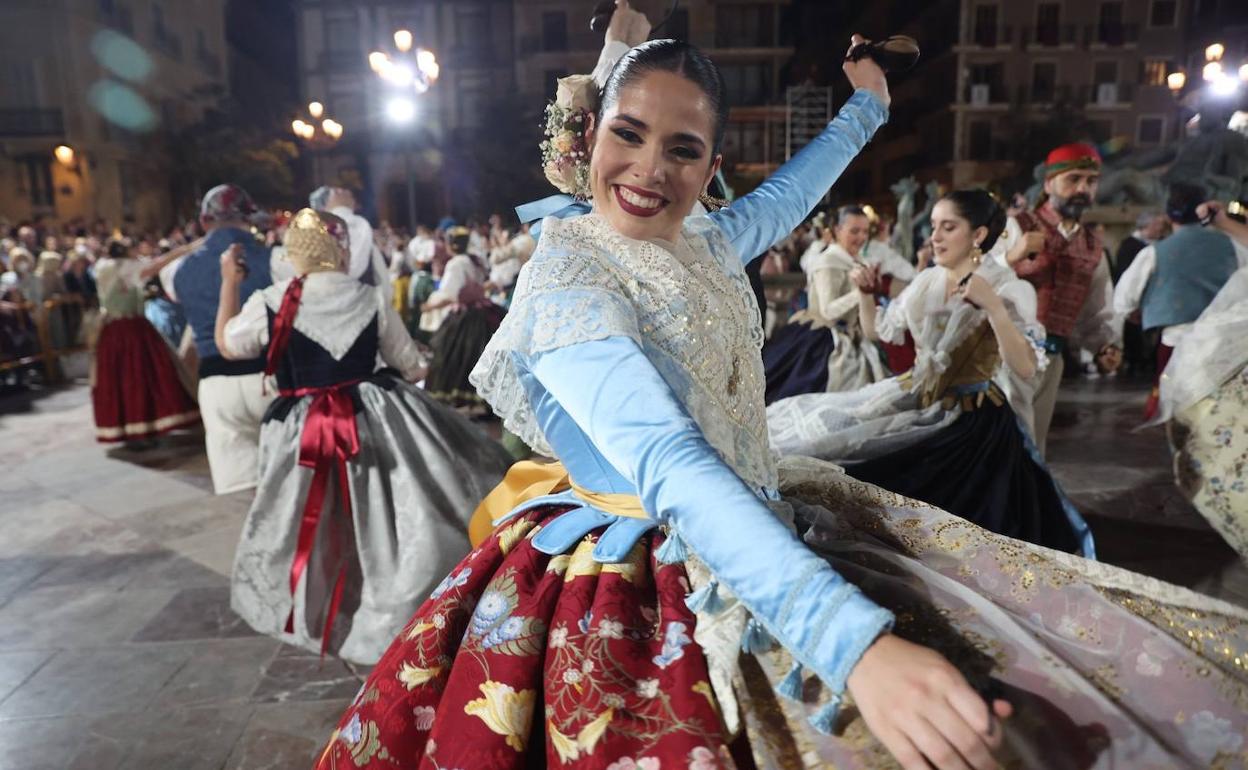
(540, 74, 597, 200)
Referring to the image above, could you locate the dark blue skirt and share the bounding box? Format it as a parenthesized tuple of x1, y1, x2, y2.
(844, 398, 1085, 554)
(762, 320, 835, 405)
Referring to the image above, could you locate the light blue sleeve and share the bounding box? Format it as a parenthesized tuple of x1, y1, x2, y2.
(525, 335, 893, 700)
(711, 89, 889, 264)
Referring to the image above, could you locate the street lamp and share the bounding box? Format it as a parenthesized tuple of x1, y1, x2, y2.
(371, 30, 440, 228)
(291, 100, 344, 147)
(1167, 71, 1186, 93)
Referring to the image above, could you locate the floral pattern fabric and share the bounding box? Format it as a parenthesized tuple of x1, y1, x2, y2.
(1171, 365, 1248, 561)
(313, 504, 734, 769)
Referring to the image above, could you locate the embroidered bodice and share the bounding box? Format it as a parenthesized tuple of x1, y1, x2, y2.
(472, 212, 776, 491)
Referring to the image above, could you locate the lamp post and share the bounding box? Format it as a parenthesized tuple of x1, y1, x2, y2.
(291, 100, 344, 148)
(370, 29, 439, 229)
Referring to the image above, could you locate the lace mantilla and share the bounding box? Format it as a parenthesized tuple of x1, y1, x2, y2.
(470, 213, 777, 490)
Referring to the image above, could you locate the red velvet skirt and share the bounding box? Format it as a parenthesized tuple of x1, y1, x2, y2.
(92, 316, 200, 442)
(313, 504, 734, 769)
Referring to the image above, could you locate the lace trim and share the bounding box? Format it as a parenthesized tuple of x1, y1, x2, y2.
(469, 213, 777, 489)
(261, 275, 379, 360)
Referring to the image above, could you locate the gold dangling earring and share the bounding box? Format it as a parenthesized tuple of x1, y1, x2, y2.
(971, 245, 983, 266)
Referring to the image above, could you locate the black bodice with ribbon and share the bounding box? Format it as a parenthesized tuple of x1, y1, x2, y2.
(260, 275, 395, 655)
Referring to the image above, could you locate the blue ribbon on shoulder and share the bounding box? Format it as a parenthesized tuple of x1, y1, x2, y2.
(515, 194, 591, 238)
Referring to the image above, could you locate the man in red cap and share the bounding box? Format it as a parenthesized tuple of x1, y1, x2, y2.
(992, 143, 1122, 456)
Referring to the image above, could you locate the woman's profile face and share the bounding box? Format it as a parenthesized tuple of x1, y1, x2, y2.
(929, 200, 985, 269)
(588, 70, 721, 243)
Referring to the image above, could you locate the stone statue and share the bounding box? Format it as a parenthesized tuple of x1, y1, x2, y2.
(890, 175, 919, 259)
(913, 180, 942, 245)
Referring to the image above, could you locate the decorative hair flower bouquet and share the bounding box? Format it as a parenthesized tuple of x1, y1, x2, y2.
(540, 74, 598, 200)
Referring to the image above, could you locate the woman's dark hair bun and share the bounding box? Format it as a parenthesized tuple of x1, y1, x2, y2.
(940, 189, 1007, 252)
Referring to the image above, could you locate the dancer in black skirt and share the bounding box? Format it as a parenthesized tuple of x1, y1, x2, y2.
(768, 190, 1093, 555)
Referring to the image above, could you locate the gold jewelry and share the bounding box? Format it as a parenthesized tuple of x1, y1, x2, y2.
(971, 245, 983, 266)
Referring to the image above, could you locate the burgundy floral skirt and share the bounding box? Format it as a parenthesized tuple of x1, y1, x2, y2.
(92, 316, 199, 442)
(313, 504, 734, 769)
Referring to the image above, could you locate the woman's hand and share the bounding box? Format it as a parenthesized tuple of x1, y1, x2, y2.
(850, 264, 880, 293)
(605, 0, 651, 48)
(847, 634, 1011, 770)
(957, 274, 1002, 312)
(843, 34, 890, 108)
(219, 244, 246, 285)
(1006, 231, 1045, 266)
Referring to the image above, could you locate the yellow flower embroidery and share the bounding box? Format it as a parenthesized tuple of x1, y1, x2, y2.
(463, 681, 537, 752)
(549, 709, 614, 763)
(692, 680, 719, 716)
(498, 519, 537, 555)
(546, 554, 572, 575)
(565, 538, 602, 583)
(397, 662, 442, 690)
(403, 621, 436, 641)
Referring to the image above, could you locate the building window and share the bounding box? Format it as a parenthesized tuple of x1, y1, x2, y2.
(1094, 60, 1119, 85)
(968, 120, 992, 161)
(1089, 119, 1114, 142)
(973, 4, 998, 47)
(324, 12, 360, 54)
(454, 5, 490, 52)
(720, 62, 773, 105)
(716, 4, 775, 48)
(968, 62, 1005, 103)
(541, 11, 567, 52)
(1141, 59, 1170, 85)
(1149, 0, 1177, 25)
(1035, 3, 1060, 46)
(1137, 116, 1164, 144)
(1098, 2, 1125, 45)
(1032, 62, 1057, 101)
(20, 155, 54, 209)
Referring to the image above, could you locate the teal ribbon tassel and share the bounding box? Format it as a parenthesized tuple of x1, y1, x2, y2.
(684, 580, 724, 614)
(778, 662, 804, 699)
(740, 617, 775, 654)
(655, 530, 687, 564)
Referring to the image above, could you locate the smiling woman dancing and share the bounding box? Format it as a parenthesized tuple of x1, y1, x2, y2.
(312, 25, 1248, 770)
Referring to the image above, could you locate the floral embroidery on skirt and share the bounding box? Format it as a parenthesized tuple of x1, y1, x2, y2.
(314, 505, 734, 769)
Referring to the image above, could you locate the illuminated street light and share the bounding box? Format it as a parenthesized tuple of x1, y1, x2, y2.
(1204, 61, 1223, 81)
(1205, 43, 1225, 62)
(369, 51, 387, 73)
(322, 119, 343, 139)
(1167, 71, 1186, 92)
(394, 29, 413, 53)
(386, 96, 416, 124)
(308, 101, 324, 119)
(1211, 73, 1240, 98)
(53, 144, 76, 166)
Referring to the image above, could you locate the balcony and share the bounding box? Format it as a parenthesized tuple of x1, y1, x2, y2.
(1022, 24, 1080, 48)
(318, 50, 367, 72)
(0, 109, 65, 137)
(1089, 23, 1140, 47)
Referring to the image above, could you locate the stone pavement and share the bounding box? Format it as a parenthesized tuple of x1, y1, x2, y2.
(0, 376, 1244, 769)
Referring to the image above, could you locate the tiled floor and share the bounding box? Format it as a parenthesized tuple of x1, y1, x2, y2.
(0, 375, 1244, 768)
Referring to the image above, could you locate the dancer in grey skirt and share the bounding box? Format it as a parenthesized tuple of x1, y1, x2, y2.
(214, 208, 512, 663)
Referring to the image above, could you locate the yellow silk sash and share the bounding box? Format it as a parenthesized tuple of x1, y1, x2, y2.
(467, 460, 648, 546)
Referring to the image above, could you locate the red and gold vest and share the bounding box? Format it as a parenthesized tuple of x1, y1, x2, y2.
(1013, 205, 1102, 339)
